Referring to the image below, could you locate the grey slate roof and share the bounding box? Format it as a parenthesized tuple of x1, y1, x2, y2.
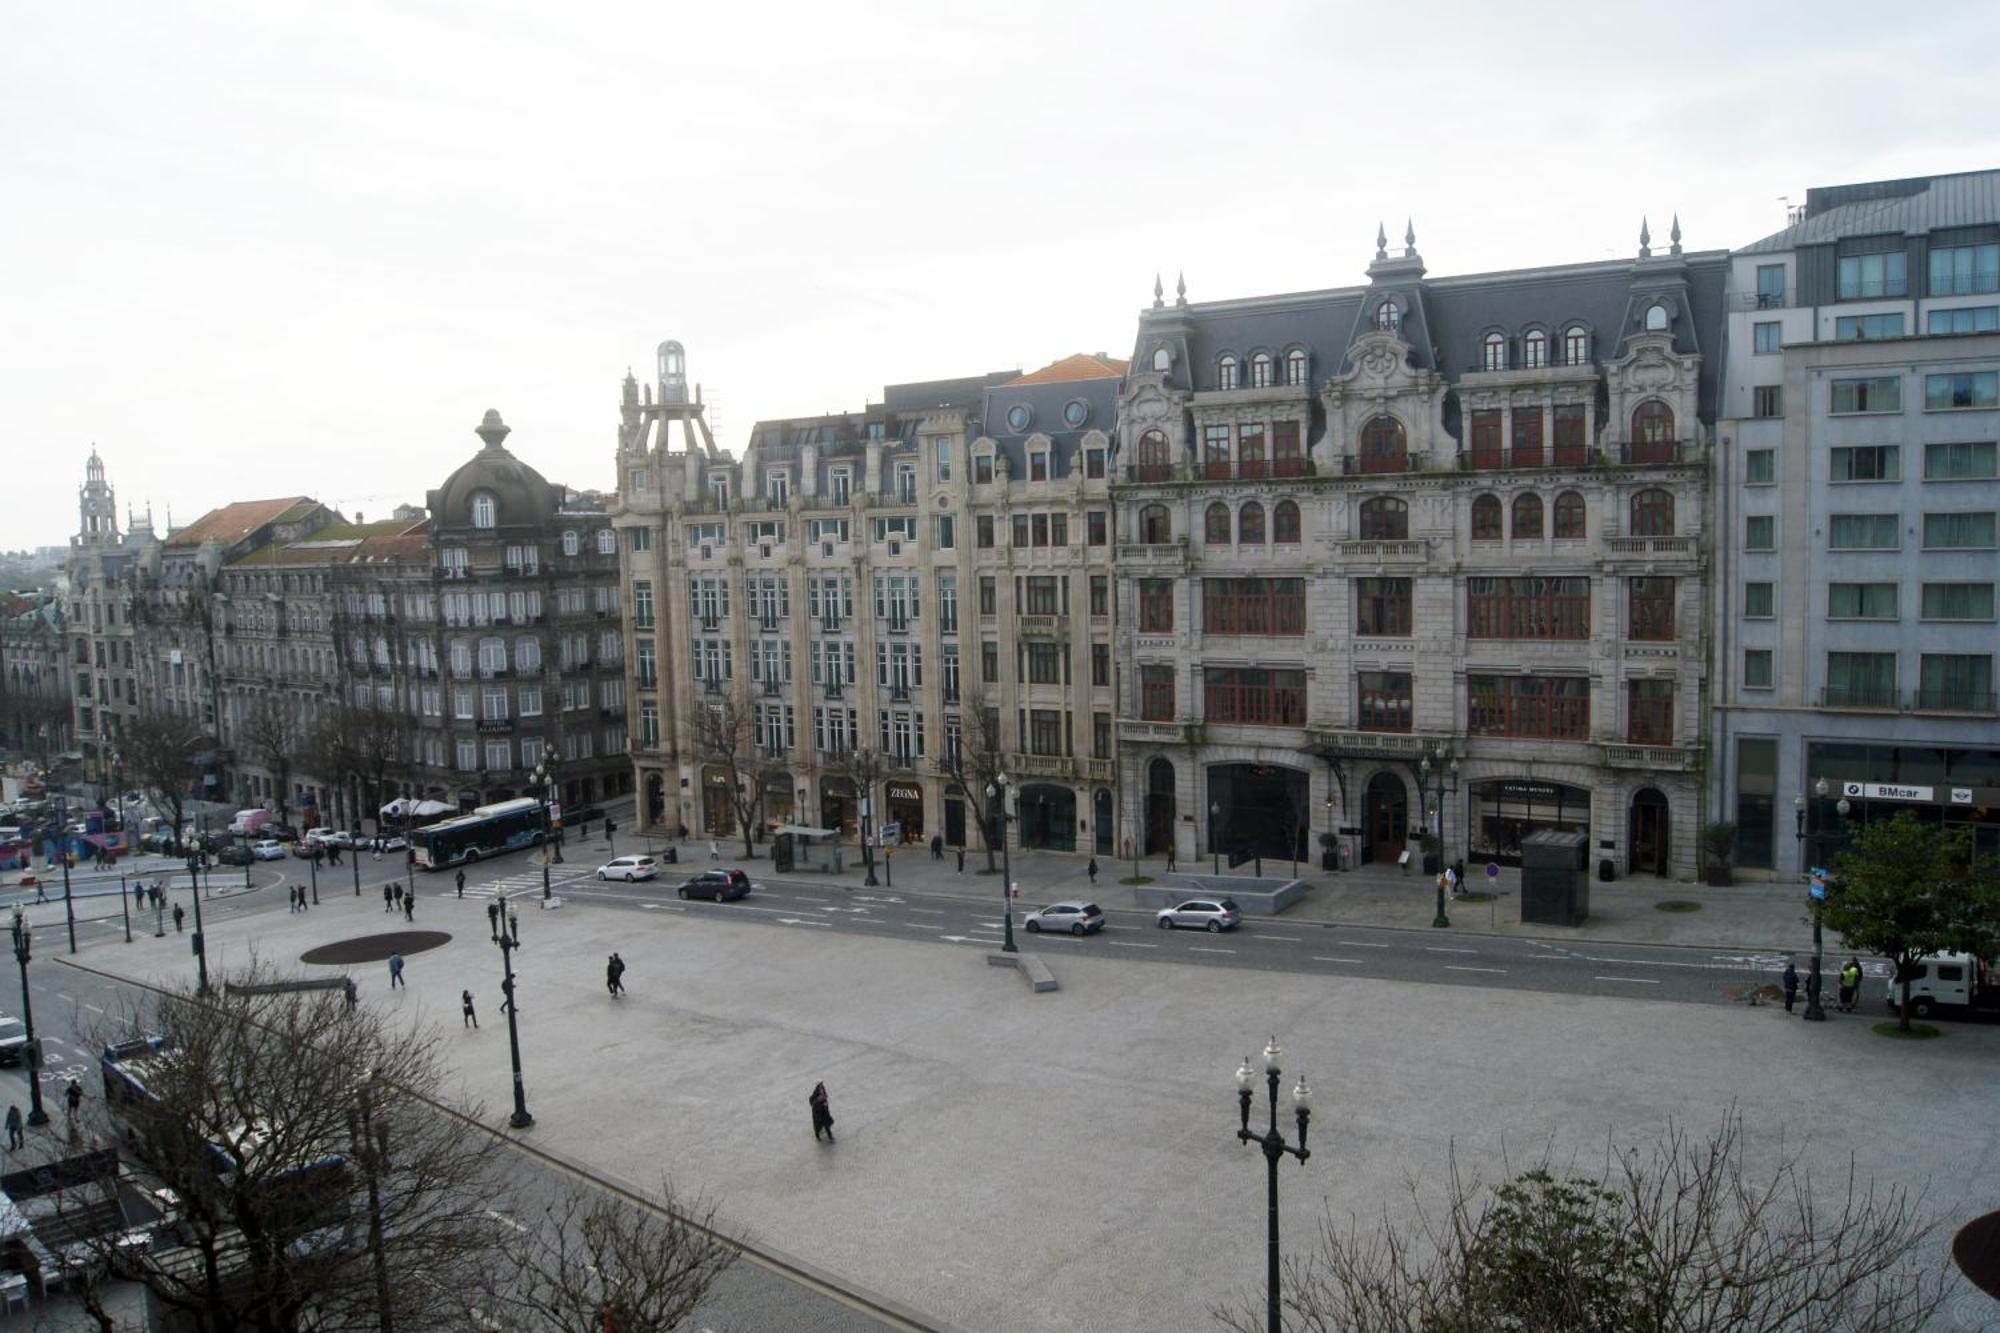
(1738, 169, 2000, 252)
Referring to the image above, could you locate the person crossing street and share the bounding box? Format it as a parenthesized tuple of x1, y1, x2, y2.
(606, 953, 626, 998)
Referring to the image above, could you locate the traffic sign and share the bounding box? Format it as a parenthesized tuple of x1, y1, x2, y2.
(1485, 861, 1499, 880)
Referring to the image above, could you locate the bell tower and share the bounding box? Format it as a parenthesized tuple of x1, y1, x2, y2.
(76, 448, 120, 547)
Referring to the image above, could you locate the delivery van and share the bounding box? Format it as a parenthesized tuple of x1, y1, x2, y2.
(1885, 954, 2000, 1020)
(228, 809, 272, 838)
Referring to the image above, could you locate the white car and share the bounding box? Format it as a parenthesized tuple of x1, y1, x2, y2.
(250, 840, 286, 861)
(596, 855, 658, 883)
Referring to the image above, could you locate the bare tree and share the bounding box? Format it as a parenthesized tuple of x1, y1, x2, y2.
(845, 744, 885, 884)
(316, 692, 411, 834)
(237, 696, 304, 822)
(123, 710, 206, 853)
(303, 710, 362, 834)
(938, 687, 1007, 872)
(691, 695, 770, 858)
(485, 1182, 736, 1332)
(1215, 1114, 1954, 1333)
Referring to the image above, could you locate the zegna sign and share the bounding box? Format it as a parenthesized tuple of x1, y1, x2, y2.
(1840, 781, 1992, 807)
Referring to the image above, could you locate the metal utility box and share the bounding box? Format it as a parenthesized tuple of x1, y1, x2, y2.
(1519, 829, 1589, 927)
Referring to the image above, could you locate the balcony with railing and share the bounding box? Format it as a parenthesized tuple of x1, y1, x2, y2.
(1603, 535, 1698, 556)
(1459, 444, 1592, 471)
(1601, 743, 1698, 771)
(1729, 290, 1791, 311)
(1913, 688, 1998, 715)
(1123, 459, 1316, 485)
(1819, 684, 1898, 711)
(1617, 438, 1698, 466)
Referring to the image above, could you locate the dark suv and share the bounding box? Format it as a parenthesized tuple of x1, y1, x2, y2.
(677, 868, 751, 902)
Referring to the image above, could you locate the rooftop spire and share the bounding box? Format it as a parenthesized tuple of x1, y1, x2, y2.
(1152, 272, 1164, 309)
(1403, 218, 1416, 257)
(1639, 215, 1652, 259)
(1175, 271, 1187, 306)
(1375, 221, 1388, 260)
(1670, 212, 1683, 254)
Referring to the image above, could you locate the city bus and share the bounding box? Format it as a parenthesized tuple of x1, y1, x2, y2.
(410, 797, 547, 870)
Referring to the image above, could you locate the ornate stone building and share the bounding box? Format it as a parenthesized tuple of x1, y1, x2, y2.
(1113, 226, 1723, 878)
(59, 451, 159, 793)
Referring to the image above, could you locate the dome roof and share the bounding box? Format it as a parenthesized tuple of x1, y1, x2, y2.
(427, 410, 563, 531)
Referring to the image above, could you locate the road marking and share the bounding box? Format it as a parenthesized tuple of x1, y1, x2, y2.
(1189, 947, 1237, 955)
(1313, 956, 1364, 964)
(1425, 947, 1477, 955)
(1110, 941, 1158, 949)
(81, 1003, 104, 1015)
(1345, 941, 1391, 949)
(774, 918, 833, 928)
(1445, 965, 1507, 974)
(1246, 932, 1311, 941)
(485, 1209, 528, 1234)
(900, 922, 933, 930)
(55, 993, 74, 1004)
(907, 907, 945, 915)
(1595, 976, 1660, 985)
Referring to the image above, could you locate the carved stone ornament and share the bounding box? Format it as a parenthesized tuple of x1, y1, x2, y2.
(1626, 347, 1678, 392)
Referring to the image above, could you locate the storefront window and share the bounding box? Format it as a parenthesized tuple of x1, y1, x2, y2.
(1466, 779, 1590, 865)
(1734, 737, 1776, 869)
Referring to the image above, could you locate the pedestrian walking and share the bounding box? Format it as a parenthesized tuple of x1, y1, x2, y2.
(172, 903, 185, 933)
(808, 1081, 835, 1142)
(1165, 843, 1177, 872)
(34, 878, 46, 904)
(1444, 864, 1460, 899)
(393, 883, 405, 910)
(604, 818, 616, 849)
(930, 835, 943, 862)
(606, 952, 626, 998)
(329, 844, 341, 866)
(461, 989, 478, 1028)
(1782, 960, 1800, 1014)
(388, 952, 405, 989)
(1087, 857, 1099, 885)
(383, 883, 394, 913)
(287, 886, 298, 914)
(64, 1079, 82, 1121)
(455, 868, 466, 899)
(1838, 956, 1862, 1013)
(133, 881, 144, 911)
(708, 839, 719, 861)
(403, 891, 415, 922)
(3, 1105, 21, 1151)
(955, 846, 964, 873)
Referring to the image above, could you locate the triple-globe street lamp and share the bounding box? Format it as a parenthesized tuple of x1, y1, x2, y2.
(1234, 1037, 1312, 1333)
(494, 901, 533, 1128)
(1418, 743, 1460, 929)
(985, 773, 1017, 953)
(10, 918, 49, 1126)
(1793, 775, 1844, 1023)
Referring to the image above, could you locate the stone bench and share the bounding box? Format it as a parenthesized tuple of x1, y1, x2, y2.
(987, 951, 1058, 993)
(225, 977, 358, 1010)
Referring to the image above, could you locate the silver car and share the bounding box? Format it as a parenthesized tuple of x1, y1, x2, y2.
(1156, 898, 1241, 932)
(1023, 901, 1105, 936)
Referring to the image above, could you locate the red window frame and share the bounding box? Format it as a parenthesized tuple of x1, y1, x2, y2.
(1467, 675, 1590, 739)
(1466, 577, 1591, 640)
(1356, 671, 1412, 732)
(1137, 580, 1173, 633)
(1203, 425, 1233, 480)
(1203, 578, 1305, 637)
(1627, 680, 1674, 745)
(1512, 493, 1543, 539)
(1204, 667, 1306, 727)
(1360, 416, 1407, 475)
(1553, 490, 1585, 538)
(1470, 410, 1503, 469)
(1359, 497, 1407, 540)
(1630, 489, 1674, 537)
(1511, 408, 1543, 468)
(1205, 503, 1231, 545)
(1238, 423, 1267, 479)
(1272, 500, 1300, 544)
(1136, 430, 1173, 483)
(1553, 404, 1587, 466)
(1355, 578, 1412, 636)
(1628, 577, 1675, 642)
(1239, 502, 1265, 545)
(1272, 420, 1304, 476)
(1139, 665, 1175, 721)
(1471, 495, 1502, 540)
(1631, 401, 1676, 463)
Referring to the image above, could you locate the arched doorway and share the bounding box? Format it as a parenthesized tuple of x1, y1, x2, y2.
(1093, 788, 1114, 856)
(1364, 771, 1408, 864)
(1629, 788, 1670, 877)
(1145, 758, 1176, 855)
(1018, 784, 1076, 852)
(1208, 763, 1311, 864)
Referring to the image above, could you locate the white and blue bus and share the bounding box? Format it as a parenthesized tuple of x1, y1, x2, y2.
(411, 797, 547, 870)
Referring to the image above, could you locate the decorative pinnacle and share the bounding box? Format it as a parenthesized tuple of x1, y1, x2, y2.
(1404, 219, 1416, 256)
(1375, 221, 1388, 260)
(1153, 272, 1164, 309)
(475, 409, 511, 449)
(1670, 212, 1683, 253)
(1639, 215, 1652, 258)
(1175, 271, 1187, 305)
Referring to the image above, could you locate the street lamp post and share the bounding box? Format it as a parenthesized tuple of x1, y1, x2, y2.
(534, 749, 559, 899)
(1419, 743, 1460, 930)
(308, 844, 319, 905)
(985, 774, 1017, 953)
(859, 751, 879, 887)
(495, 903, 534, 1128)
(1794, 776, 1833, 1023)
(185, 850, 210, 996)
(57, 794, 76, 955)
(1235, 1037, 1312, 1333)
(10, 919, 49, 1126)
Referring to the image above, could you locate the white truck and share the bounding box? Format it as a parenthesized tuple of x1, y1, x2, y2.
(1885, 954, 2000, 1020)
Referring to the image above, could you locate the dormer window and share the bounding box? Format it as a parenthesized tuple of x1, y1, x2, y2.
(1006, 403, 1033, 433)
(1522, 330, 1548, 369)
(1563, 325, 1590, 365)
(1217, 355, 1239, 391)
(1644, 303, 1669, 332)
(1250, 353, 1273, 388)
(1374, 300, 1400, 331)
(471, 492, 497, 528)
(1152, 345, 1172, 372)
(1482, 332, 1507, 371)
(1285, 349, 1308, 387)
(708, 474, 731, 509)
(561, 530, 579, 556)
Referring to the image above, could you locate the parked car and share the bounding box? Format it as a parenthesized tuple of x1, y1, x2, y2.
(1156, 898, 1241, 932)
(596, 855, 658, 883)
(0, 1013, 26, 1067)
(1023, 901, 1105, 936)
(677, 868, 750, 901)
(291, 839, 320, 859)
(216, 844, 255, 866)
(380, 834, 408, 853)
(250, 840, 286, 861)
(262, 824, 299, 843)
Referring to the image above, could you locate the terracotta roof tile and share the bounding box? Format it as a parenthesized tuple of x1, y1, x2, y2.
(164, 498, 317, 549)
(1006, 353, 1130, 385)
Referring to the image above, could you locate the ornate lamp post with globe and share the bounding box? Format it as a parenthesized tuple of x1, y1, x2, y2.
(1234, 1037, 1312, 1333)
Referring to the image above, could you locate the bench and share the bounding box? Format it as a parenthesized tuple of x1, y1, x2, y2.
(987, 952, 1058, 993)
(224, 977, 358, 1010)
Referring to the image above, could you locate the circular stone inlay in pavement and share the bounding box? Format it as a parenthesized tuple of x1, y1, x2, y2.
(301, 931, 453, 966)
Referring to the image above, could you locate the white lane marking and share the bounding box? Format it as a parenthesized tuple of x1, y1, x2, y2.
(1188, 947, 1237, 955)
(1425, 947, 1477, 955)
(81, 1003, 105, 1015)
(1345, 942, 1391, 949)
(55, 994, 74, 1004)
(1595, 976, 1660, 985)
(1313, 957, 1364, 964)
(900, 922, 933, 930)
(1110, 943, 1158, 951)
(773, 918, 834, 928)
(1445, 965, 1507, 974)
(907, 907, 945, 915)
(485, 1209, 528, 1234)
(1246, 931, 1312, 939)
(793, 897, 830, 904)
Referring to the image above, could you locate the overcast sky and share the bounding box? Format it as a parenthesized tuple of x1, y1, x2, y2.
(5, 0, 1997, 552)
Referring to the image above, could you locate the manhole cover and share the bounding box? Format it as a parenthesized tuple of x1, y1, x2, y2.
(301, 932, 453, 966)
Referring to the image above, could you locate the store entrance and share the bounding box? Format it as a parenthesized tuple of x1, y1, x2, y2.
(1629, 788, 1669, 876)
(1018, 785, 1076, 852)
(1210, 763, 1310, 864)
(1363, 771, 1408, 864)
(885, 781, 924, 844)
(1469, 778, 1591, 866)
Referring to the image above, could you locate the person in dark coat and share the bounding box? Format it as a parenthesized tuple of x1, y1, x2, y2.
(461, 989, 478, 1029)
(1782, 960, 1800, 1014)
(1086, 857, 1098, 885)
(606, 953, 626, 998)
(133, 881, 145, 911)
(486, 900, 501, 939)
(172, 903, 185, 933)
(930, 835, 943, 862)
(403, 890, 415, 922)
(388, 952, 405, 989)
(456, 868, 466, 899)
(384, 883, 395, 913)
(809, 1081, 834, 1142)
(4, 1104, 22, 1151)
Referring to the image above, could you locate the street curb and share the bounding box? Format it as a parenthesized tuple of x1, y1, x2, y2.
(51, 952, 962, 1333)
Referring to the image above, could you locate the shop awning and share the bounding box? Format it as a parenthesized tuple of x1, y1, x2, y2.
(773, 824, 840, 839)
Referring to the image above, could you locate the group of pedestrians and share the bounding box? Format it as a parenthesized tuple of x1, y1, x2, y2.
(382, 881, 415, 922)
(1781, 955, 1866, 1014)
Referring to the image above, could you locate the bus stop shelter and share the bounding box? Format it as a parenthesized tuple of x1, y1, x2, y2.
(773, 825, 843, 874)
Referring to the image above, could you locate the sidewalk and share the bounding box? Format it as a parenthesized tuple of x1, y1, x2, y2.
(56, 867, 2000, 1333)
(650, 836, 1817, 954)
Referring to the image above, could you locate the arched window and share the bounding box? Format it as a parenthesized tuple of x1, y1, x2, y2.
(1375, 301, 1400, 331)
(1482, 332, 1507, 371)
(1553, 490, 1586, 538)
(471, 493, 497, 528)
(561, 530, 579, 556)
(1645, 303, 1669, 332)
(1273, 500, 1301, 544)
(1358, 497, 1407, 541)
(1359, 415, 1407, 475)
(1522, 330, 1547, 368)
(1250, 352, 1274, 388)
(1239, 501, 1266, 544)
(1152, 345, 1172, 373)
(1139, 504, 1172, 544)
(1285, 349, 1308, 386)
(1217, 355, 1239, 391)
(1563, 325, 1589, 365)
(1512, 493, 1544, 539)
(516, 637, 542, 671)
(1205, 503, 1232, 545)
(1471, 494, 1502, 541)
(596, 529, 616, 554)
(1630, 488, 1674, 536)
(1631, 400, 1676, 463)
(1135, 429, 1172, 482)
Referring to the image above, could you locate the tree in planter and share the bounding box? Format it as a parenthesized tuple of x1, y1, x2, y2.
(1214, 1114, 1954, 1332)
(1699, 821, 1737, 885)
(938, 689, 1008, 873)
(1823, 811, 2000, 1032)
